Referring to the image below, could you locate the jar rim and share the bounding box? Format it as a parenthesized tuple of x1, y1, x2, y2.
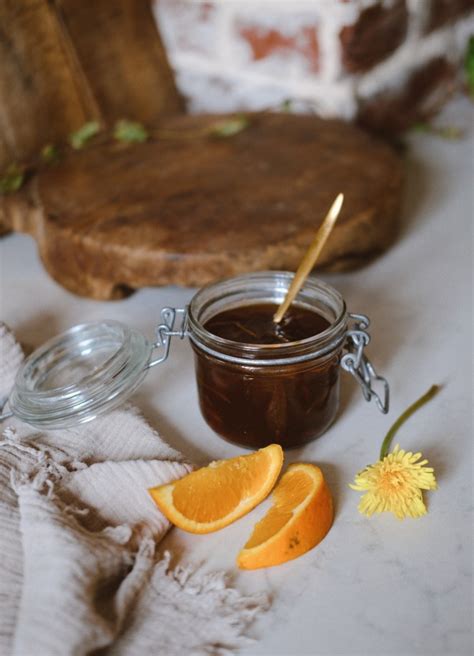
(188, 271, 348, 365)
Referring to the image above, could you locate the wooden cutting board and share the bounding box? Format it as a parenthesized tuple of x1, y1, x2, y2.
(0, 113, 403, 299)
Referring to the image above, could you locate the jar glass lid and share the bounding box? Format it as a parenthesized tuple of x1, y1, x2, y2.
(9, 321, 153, 429)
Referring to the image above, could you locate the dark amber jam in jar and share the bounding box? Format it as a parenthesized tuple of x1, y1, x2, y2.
(187, 272, 348, 450)
(204, 304, 331, 345)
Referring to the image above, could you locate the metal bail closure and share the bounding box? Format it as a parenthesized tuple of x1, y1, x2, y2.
(147, 307, 188, 368)
(341, 313, 390, 414)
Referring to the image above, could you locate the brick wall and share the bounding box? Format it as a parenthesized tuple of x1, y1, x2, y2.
(153, 0, 474, 132)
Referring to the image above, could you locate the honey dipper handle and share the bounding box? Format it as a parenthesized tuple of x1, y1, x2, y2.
(273, 193, 344, 324)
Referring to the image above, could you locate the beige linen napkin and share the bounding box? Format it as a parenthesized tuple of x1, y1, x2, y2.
(0, 323, 268, 656)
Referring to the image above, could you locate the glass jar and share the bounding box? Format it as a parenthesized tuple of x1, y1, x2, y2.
(1, 272, 389, 447)
(187, 272, 347, 449)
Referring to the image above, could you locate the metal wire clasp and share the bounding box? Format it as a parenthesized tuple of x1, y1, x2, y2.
(341, 313, 389, 414)
(147, 307, 188, 368)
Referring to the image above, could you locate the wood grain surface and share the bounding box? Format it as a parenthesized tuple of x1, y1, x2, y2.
(1, 113, 403, 299)
(0, 0, 182, 169)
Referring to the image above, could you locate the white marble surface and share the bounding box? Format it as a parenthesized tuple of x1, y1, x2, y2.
(1, 98, 473, 655)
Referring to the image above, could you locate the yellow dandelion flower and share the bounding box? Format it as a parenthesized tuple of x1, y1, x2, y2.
(350, 445, 437, 520)
(350, 385, 441, 520)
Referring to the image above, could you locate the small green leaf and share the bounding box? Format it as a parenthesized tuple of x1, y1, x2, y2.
(465, 35, 474, 99)
(69, 121, 101, 149)
(413, 122, 430, 133)
(0, 163, 24, 194)
(432, 125, 464, 140)
(41, 144, 59, 164)
(113, 119, 149, 143)
(413, 122, 464, 140)
(280, 99, 293, 113)
(209, 115, 249, 138)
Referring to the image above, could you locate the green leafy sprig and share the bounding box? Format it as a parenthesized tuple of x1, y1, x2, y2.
(413, 122, 464, 140)
(114, 119, 149, 143)
(0, 115, 251, 196)
(209, 115, 249, 138)
(69, 121, 101, 149)
(0, 164, 25, 194)
(41, 144, 59, 163)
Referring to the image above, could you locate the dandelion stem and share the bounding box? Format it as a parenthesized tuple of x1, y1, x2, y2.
(379, 385, 441, 460)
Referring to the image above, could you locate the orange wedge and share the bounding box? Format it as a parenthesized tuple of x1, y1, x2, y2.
(149, 444, 283, 534)
(237, 463, 333, 569)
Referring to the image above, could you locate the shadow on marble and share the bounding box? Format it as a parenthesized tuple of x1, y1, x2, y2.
(313, 461, 343, 519)
(155, 531, 190, 567)
(338, 373, 358, 418)
(421, 438, 452, 487)
(136, 396, 210, 465)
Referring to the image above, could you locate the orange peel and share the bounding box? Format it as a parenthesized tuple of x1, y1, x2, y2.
(237, 463, 333, 569)
(149, 444, 283, 534)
